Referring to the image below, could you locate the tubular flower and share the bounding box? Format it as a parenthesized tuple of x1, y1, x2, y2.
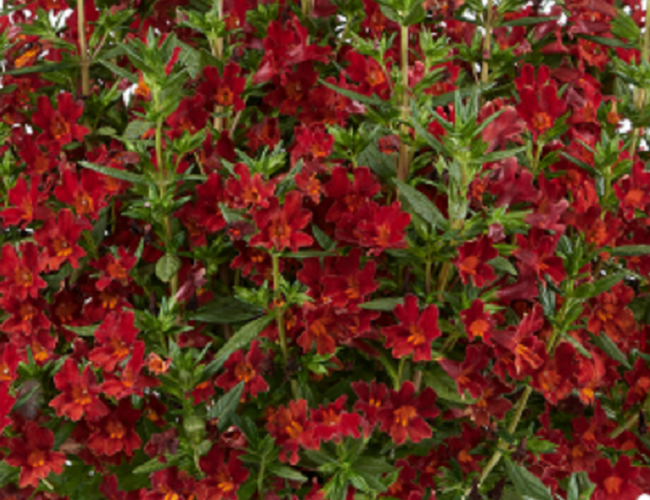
(54, 169, 107, 220)
(322, 248, 378, 311)
(216, 340, 270, 400)
(89, 310, 141, 373)
(0, 175, 50, 228)
(34, 208, 89, 271)
(87, 399, 142, 457)
(589, 456, 642, 500)
(266, 399, 318, 465)
(196, 445, 250, 500)
(31, 92, 89, 147)
(200, 63, 246, 112)
(378, 381, 439, 445)
(382, 295, 441, 362)
(356, 201, 411, 256)
(453, 236, 499, 288)
(0, 382, 15, 433)
(5, 421, 66, 488)
(0, 242, 47, 300)
(250, 192, 314, 253)
(460, 299, 495, 345)
(352, 380, 388, 432)
(141, 467, 196, 500)
(438, 345, 489, 399)
(49, 358, 109, 422)
(310, 395, 362, 443)
(587, 283, 637, 343)
(101, 342, 161, 399)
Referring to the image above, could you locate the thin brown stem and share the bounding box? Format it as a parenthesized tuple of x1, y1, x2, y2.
(397, 24, 410, 182)
(77, 0, 90, 95)
(481, 0, 493, 84)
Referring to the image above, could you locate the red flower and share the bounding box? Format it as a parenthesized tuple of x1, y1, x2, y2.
(382, 295, 441, 362)
(34, 209, 89, 271)
(0, 294, 50, 337)
(101, 342, 160, 399)
(378, 381, 439, 445)
(514, 64, 567, 139)
(614, 161, 650, 220)
(310, 395, 362, 443)
(89, 310, 141, 373)
(322, 249, 378, 311)
(49, 358, 109, 421)
(298, 303, 347, 355)
(225, 164, 276, 210)
(87, 399, 142, 456)
(90, 247, 137, 291)
(325, 166, 381, 223)
(438, 345, 489, 399)
(5, 421, 66, 488)
(587, 283, 636, 344)
(0, 176, 50, 228)
(589, 456, 642, 500)
(142, 467, 196, 500)
(352, 380, 388, 433)
(266, 399, 318, 465)
(199, 63, 246, 112)
(31, 92, 88, 147)
(196, 445, 250, 500)
(0, 242, 47, 300)
(453, 236, 499, 288)
(54, 169, 107, 220)
(0, 342, 22, 383)
(356, 201, 411, 256)
(513, 229, 565, 285)
(460, 299, 495, 344)
(216, 340, 269, 400)
(250, 192, 314, 253)
(166, 94, 209, 138)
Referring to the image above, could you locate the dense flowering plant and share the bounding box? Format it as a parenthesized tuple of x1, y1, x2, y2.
(3, 0, 650, 499)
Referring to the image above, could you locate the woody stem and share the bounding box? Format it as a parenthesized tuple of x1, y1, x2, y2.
(212, 0, 225, 132)
(481, 0, 493, 84)
(397, 24, 410, 182)
(77, 0, 90, 96)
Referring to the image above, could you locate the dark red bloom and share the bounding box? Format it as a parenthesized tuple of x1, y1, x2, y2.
(439, 345, 489, 399)
(352, 380, 388, 433)
(322, 248, 378, 311)
(101, 342, 160, 399)
(200, 63, 246, 112)
(5, 421, 67, 488)
(378, 381, 439, 445)
(460, 299, 495, 345)
(1, 176, 50, 228)
(0, 242, 47, 300)
(266, 399, 318, 465)
(141, 467, 196, 500)
(587, 283, 636, 344)
(356, 201, 411, 256)
(225, 164, 276, 210)
(382, 295, 441, 362)
(614, 161, 650, 220)
(196, 445, 250, 500)
(31, 92, 88, 147)
(49, 358, 109, 421)
(453, 236, 499, 288)
(589, 456, 642, 500)
(87, 399, 142, 457)
(34, 209, 89, 271)
(54, 169, 107, 220)
(89, 310, 141, 373)
(216, 340, 269, 400)
(90, 247, 137, 291)
(250, 192, 314, 253)
(0, 382, 15, 432)
(310, 395, 362, 443)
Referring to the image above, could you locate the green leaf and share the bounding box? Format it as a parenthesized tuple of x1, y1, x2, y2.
(320, 78, 389, 108)
(505, 458, 553, 500)
(359, 297, 404, 311)
(3, 61, 79, 76)
(590, 332, 631, 368)
(155, 254, 181, 283)
(610, 245, 650, 257)
(79, 161, 147, 185)
(133, 456, 176, 474)
(577, 34, 632, 49)
(352, 457, 395, 476)
(562, 334, 592, 359)
(201, 315, 274, 379)
(267, 464, 308, 482)
(190, 297, 264, 324)
(489, 256, 517, 276)
(207, 381, 244, 427)
(99, 58, 139, 84)
(123, 120, 155, 141)
(501, 15, 560, 26)
(572, 273, 625, 299)
(394, 179, 447, 229)
(63, 324, 99, 336)
(0, 461, 19, 488)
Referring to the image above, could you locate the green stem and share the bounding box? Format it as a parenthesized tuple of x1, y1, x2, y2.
(481, 0, 493, 84)
(396, 357, 406, 389)
(272, 254, 298, 399)
(425, 260, 433, 295)
(397, 24, 410, 182)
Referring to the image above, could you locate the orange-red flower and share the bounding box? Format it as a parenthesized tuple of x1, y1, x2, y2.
(378, 381, 438, 445)
(216, 340, 269, 400)
(31, 92, 88, 147)
(453, 236, 499, 288)
(89, 310, 141, 373)
(0, 242, 47, 300)
(5, 421, 67, 488)
(196, 445, 250, 500)
(266, 399, 318, 465)
(87, 399, 142, 457)
(589, 456, 641, 500)
(382, 295, 441, 362)
(49, 358, 109, 422)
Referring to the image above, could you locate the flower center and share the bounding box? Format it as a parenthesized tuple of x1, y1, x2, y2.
(407, 325, 427, 346)
(603, 476, 623, 495)
(72, 385, 92, 406)
(234, 363, 256, 383)
(27, 450, 46, 468)
(394, 405, 417, 427)
(107, 420, 126, 440)
(216, 87, 234, 106)
(531, 112, 551, 133)
(469, 319, 488, 338)
(14, 266, 33, 288)
(285, 420, 303, 439)
(460, 256, 480, 275)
